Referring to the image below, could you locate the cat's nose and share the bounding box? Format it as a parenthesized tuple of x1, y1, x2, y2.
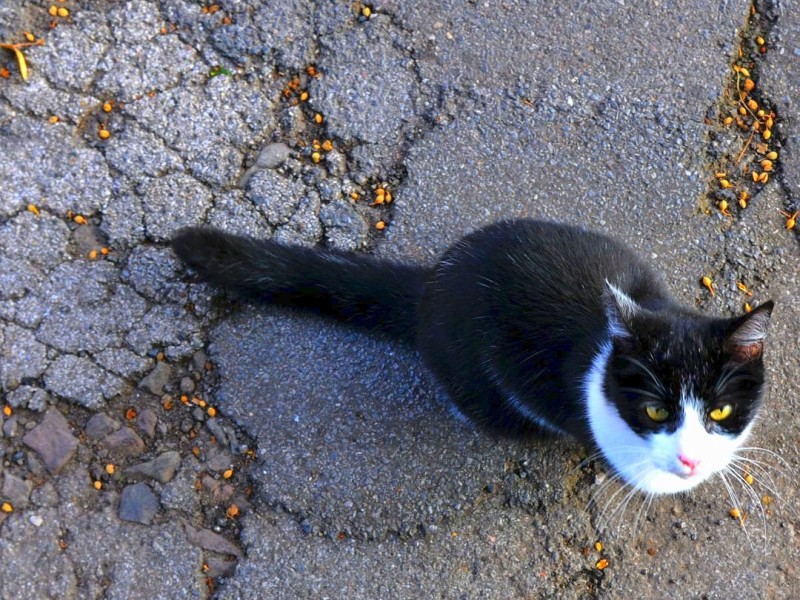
(678, 454, 701, 473)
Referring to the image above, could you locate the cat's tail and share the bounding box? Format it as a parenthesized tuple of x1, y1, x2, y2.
(171, 227, 429, 342)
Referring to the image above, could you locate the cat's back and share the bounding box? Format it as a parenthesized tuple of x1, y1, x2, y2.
(437, 219, 666, 304)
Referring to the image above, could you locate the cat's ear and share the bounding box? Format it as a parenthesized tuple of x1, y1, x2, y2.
(603, 281, 640, 338)
(725, 300, 774, 361)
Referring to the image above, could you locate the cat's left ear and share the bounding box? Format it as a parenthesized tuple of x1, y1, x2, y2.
(725, 300, 774, 360)
(603, 281, 640, 338)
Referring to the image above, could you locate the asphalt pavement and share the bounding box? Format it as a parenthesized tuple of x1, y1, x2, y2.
(1, 1, 798, 599)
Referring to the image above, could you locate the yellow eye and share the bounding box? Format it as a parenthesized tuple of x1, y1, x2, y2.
(645, 405, 670, 422)
(709, 404, 733, 421)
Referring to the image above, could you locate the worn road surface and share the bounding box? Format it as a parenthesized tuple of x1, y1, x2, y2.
(1, 1, 798, 598)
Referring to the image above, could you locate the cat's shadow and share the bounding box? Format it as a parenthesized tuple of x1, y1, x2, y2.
(211, 304, 573, 540)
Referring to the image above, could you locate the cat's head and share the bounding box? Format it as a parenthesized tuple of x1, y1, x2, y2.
(585, 283, 774, 495)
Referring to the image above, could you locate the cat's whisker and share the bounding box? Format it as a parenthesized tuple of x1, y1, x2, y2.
(727, 456, 783, 499)
(724, 465, 769, 551)
(728, 456, 800, 523)
(737, 447, 795, 472)
(718, 471, 759, 552)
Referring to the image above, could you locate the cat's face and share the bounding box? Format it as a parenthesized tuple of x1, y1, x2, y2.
(586, 286, 773, 495)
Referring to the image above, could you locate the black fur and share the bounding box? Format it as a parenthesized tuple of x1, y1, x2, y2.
(172, 220, 773, 444)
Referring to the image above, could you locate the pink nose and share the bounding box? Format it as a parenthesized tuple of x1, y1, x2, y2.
(679, 454, 701, 472)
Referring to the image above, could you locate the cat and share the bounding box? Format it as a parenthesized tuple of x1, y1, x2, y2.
(171, 219, 774, 496)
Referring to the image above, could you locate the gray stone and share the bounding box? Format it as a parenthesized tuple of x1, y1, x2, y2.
(85, 413, 121, 440)
(134, 408, 158, 438)
(2, 415, 18, 437)
(201, 475, 234, 504)
(179, 377, 195, 394)
(6, 386, 50, 413)
(118, 483, 159, 525)
(239, 143, 293, 187)
(2, 472, 33, 509)
(185, 524, 242, 557)
(124, 451, 181, 484)
(138, 361, 172, 396)
(100, 427, 145, 457)
(22, 408, 79, 475)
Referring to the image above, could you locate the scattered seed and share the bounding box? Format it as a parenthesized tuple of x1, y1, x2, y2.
(73, 214, 87, 225)
(736, 282, 753, 296)
(752, 171, 760, 182)
(766, 150, 778, 160)
(102, 102, 113, 113)
(191, 446, 201, 457)
(762, 129, 771, 140)
(314, 113, 323, 124)
(23, 32, 35, 43)
(311, 151, 321, 163)
(744, 473, 754, 485)
(718, 200, 730, 216)
(321, 139, 333, 152)
(2, 405, 11, 417)
(595, 559, 609, 570)
(722, 116, 733, 125)
(1, 502, 13, 513)
(93, 480, 102, 490)
(756, 36, 765, 46)
(375, 220, 386, 230)
(362, 6, 372, 17)
(719, 179, 732, 189)
(57, 7, 69, 17)
(594, 541, 603, 552)
(762, 495, 773, 505)
(758, 172, 769, 184)
(27, 203, 40, 216)
(701, 276, 715, 296)
(299, 91, 309, 101)
(48, 115, 59, 124)
(779, 210, 797, 229)
(223, 469, 234, 479)
(738, 106, 747, 116)
(98, 128, 111, 140)
(739, 67, 751, 78)
(744, 302, 752, 313)
(88, 249, 98, 260)
(100, 247, 110, 255)
(743, 79, 755, 92)
(125, 408, 137, 420)
(48, 5, 58, 16)
(729, 507, 741, 519)
(156, 351, 165, 361)
(207, 406, 217, 417)
(105, 464, 115, 475)
(350, 191, 360, 201)
(747, 99, 758, 111)
(226, 504, 240, 518)
(761, 160, 773, 172)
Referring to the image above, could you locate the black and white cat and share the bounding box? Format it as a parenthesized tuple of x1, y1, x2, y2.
(172, 220, 773, 496)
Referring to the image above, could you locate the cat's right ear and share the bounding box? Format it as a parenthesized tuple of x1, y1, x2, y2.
(603, 281, 639, 338)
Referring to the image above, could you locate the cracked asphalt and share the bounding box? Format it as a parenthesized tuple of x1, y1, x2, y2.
(1, 1, 798, 598)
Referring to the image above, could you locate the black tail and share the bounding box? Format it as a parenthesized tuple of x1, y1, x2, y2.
(171, 227, 429, 342)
